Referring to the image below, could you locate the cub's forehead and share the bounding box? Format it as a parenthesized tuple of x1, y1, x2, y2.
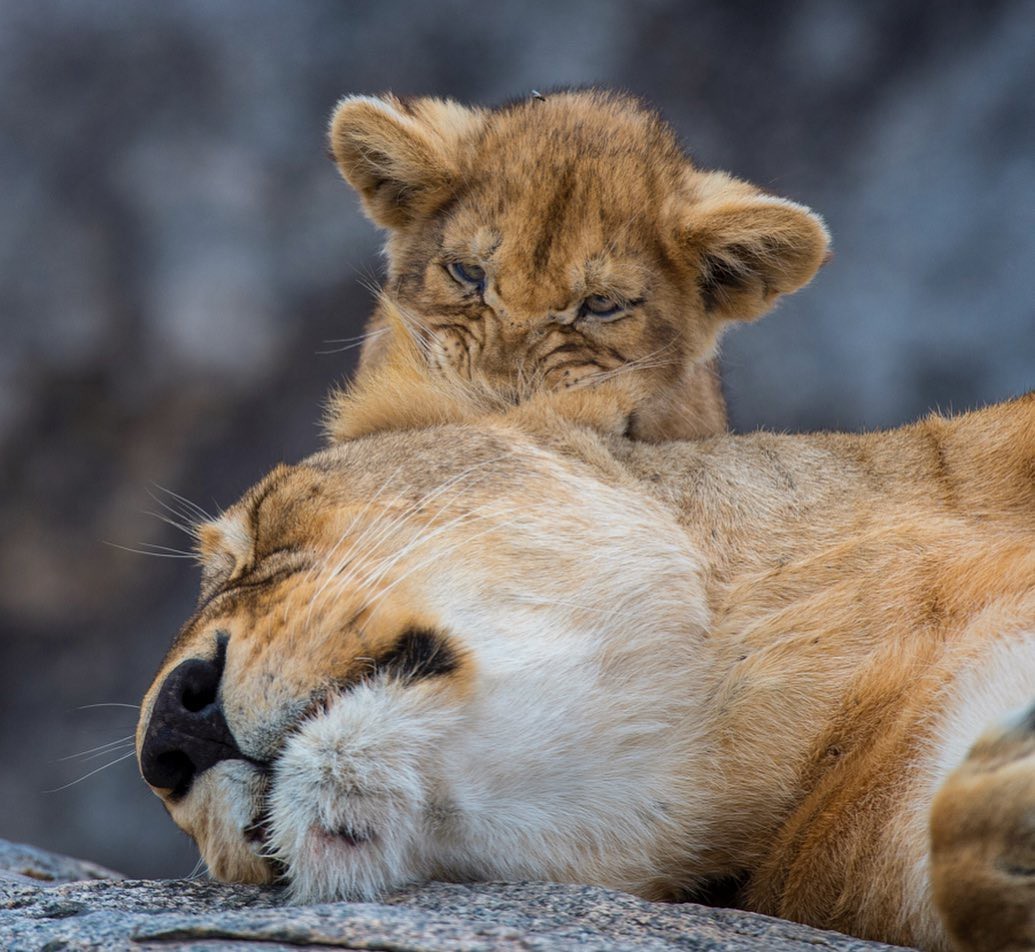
(478, 91, 685, 167)
(443, 93, 689, 266)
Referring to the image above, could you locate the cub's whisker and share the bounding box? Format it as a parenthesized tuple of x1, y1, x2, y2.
(323, 327, 388, 346)
(317, 327, 389, 356)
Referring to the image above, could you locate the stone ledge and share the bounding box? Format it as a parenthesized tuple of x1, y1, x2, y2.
(0, 839, 914, 951)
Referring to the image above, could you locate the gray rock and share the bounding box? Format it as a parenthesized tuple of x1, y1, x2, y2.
(0, 839, 914, 951)
(0, 838, 123, 886)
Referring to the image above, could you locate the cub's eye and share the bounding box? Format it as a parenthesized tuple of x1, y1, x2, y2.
(446, 260, 486, 291)
(579, 295, 624, 320)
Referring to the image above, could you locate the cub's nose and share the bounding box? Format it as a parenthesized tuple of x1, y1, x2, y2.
(139, 636, 242, 796)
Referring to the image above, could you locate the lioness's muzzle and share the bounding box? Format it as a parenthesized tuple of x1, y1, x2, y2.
(139, 635, 243, 796)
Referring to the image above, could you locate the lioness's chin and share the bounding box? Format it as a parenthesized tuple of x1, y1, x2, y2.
(174, 761, 277, 886)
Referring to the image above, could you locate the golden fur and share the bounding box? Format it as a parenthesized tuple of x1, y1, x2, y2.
(137, 340, 1035, 950)
(327, 89, 829, 442)
(135, 86, 1028, 952)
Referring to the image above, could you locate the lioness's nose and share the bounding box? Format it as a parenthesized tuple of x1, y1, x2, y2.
(139, 637, 242, 796)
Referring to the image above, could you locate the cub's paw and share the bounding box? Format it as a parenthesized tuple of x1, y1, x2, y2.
(931, 701, 1035, 952)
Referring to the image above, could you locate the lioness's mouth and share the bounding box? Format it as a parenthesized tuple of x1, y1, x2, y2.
(320, 825, 375, 848)
(243, 812, 272, 851)
(243, 806, 288, 879)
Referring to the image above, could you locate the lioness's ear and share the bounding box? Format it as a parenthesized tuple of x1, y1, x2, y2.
(682, 172, 830, 322)
(329, 94, 484, 228)
(196, 510, 253, 603)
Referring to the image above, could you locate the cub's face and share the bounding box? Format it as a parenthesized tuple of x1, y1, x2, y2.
(330, 90, 829, 441)
(136, 429, 712, 900)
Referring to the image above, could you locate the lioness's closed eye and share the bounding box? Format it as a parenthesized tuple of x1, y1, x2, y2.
(326, 89, 830, 443)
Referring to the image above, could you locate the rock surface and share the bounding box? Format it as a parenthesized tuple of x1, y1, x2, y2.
(0, 838, 123, 887)
(0, 839, 914, 951)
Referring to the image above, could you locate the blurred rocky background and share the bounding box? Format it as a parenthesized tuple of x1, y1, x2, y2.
(1, 0, 1032, 879)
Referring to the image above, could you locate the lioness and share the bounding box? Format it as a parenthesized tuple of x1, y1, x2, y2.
(137, 361, 1035, 951)
(328, 89, 829, 442)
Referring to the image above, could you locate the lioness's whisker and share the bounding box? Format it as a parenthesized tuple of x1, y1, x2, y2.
(102, 541, 196, 560)
(355, 499, 519, 594)
(149, 484, 214, 524)
(321, 462, 419, 562)
(300, 463, 412, 631)
(320, 501, 515, 630)
(322, 474, 514, 606)
(140, 510, 198, 541)
(149, 487, 201, 519)
(62, 741, 136, 765)
(320, 503, 484, 614)
(136, 542, 196, 556)
(45, 750, 138, 793)
(58, 735, 135, 762)
(309, 455, 508, 616)
(358, 508, 525, 630)
(76, 702, 140, 710)
(312, 463, 409, 578)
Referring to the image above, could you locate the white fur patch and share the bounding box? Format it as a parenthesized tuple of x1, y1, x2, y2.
(933, 635, 1035, 782)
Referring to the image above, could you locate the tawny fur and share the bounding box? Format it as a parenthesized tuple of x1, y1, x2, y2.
(139, 369, 1035, 952)
(326, 89, 829, 442)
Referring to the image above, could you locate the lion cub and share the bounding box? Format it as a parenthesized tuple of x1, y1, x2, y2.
(328, 89, 829, 442)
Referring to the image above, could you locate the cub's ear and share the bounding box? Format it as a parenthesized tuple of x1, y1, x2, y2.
(329, 94, 485, 228)
(681, 172, 831, 322)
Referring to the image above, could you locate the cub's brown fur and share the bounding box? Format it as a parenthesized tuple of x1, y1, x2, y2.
(327, 89, 829, 442)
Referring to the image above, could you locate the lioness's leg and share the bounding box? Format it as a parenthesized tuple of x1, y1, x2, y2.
(931, 699, 1035, 952)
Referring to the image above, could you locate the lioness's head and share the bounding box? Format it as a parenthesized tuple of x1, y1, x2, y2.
(329, 88, 829, 441)
(136, 424, 712, 900)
